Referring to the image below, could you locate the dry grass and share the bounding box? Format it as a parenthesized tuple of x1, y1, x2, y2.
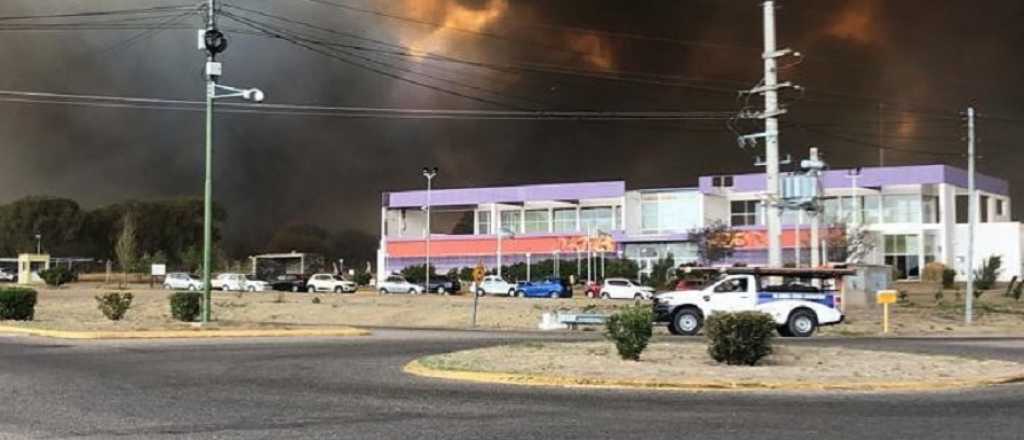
(419, 342, 1024, 385)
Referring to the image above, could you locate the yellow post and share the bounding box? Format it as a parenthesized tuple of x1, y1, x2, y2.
(876, 290, 897, 335)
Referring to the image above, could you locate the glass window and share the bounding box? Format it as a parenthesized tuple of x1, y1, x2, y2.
(580, 207, 614, 232)
(980, 195, 989, 223)
(640, 191, 700, 233)
(553, 209, 577, 233)
(922, 196, 939, 224)
(884, 234, 921, 279)
(477, 210, 491, 235)
(500, 210, 522, 233)
(956, 195, 969, 224)
(730, 200, 760, 226)
(524, 210, 550, 234)
(883, 195, 921, 223)
(997, 199, 1005, 216)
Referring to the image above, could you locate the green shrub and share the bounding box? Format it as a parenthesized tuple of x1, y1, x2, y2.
(352, 271, 372, 286)
(942, 268, 957, 289)
(1012, 283, 1023, 301)
(974, 255, 1002, 290)
(704, 311, 775, 366)
(0, 287, 37, 321)
(169, 291, 201, 322)
(39, 267, 76, 287)
(312, 296, 321, 304)
(604, 305, 653, 361)
(95, 292, 133, 321)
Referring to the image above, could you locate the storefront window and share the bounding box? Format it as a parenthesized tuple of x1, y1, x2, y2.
(885, 234, 920, 279)
(524, 210, 550, 234)
(580, 207, 614, 232)
(922, 196, 939, 224)
(553, 209, 577, 233)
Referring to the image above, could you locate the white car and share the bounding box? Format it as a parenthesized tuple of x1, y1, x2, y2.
(378, 275, 424, 294)
(0, 268, 15, 282)
(306, 273, 357, 293)
(598, 278, 655, 301)
(652, 273, 844, 337)
(214, 273, 269, 292)
(473, 275, 516, 297)
(163, 272, 201, 291)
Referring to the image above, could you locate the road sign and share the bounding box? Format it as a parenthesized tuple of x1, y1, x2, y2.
(151, 264, 166, 276)
(876, 290, 898, 334)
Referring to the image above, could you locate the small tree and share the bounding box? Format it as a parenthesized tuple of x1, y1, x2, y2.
(974, 255, 1002, 290)
(95, 292, 133, 321)
(604, 305, 653, 361)
(845, 224, 875, 264)
(688, 221, 738, 265)
(115, 212, 138, 288)
(647, 254, 676, 289)
(705, 312, 775, 366)
(400, 264, 436, 284)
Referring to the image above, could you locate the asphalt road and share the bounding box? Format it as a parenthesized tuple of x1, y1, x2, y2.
(2, 330, 1024, 440)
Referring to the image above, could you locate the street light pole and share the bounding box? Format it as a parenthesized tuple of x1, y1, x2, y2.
(34, 234, 41, 254)
(198, 0, 264, 323)
(422, 167, 438, 294)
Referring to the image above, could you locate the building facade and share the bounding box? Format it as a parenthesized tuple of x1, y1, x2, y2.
(378, 164, 1018, 281)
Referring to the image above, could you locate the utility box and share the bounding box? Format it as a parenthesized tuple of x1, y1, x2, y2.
(842, 264, 892, 308)
(17, 254, 50, 285)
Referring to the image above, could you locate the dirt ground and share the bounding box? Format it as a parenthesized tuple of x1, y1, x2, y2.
(1, 280, 1022, 335)
(418, 342, 1024, 386)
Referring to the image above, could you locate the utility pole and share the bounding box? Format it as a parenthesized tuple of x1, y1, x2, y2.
(198, 0, 263, 323)
(878, 102, 885, 167)
(966, 107, 976, 325)
(422, 167, 438, 294)
(739, 1, 797, 268)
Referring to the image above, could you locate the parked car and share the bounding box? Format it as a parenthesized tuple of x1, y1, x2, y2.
(653, 273, 844, 337)
(0, 268, 16, 282)
(514, 277, 572, 298)
(163, 272, 201, 291)
(378, 275, 424, 294)
(214, 273, 269, 292)
(426, 275, 461, 295)
(473, 275, 516, 296)
(599, 278, 655, 301)
(306, 273, 357, 293)
(270, 274, 308, 292)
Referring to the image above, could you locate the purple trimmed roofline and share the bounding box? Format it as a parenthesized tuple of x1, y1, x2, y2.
(387, 181, 625, 208)
(698, 165, 1008, 196)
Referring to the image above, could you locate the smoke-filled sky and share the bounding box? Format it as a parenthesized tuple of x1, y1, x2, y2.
(1, 0, 1022, 253)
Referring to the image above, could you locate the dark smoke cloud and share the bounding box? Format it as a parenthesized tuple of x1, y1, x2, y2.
(1, 0, 1022, 256)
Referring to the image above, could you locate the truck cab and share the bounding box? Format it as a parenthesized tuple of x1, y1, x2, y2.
(653, 273, 844, 337)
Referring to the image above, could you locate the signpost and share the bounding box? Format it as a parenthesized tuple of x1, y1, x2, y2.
(876, 290, 898, 334)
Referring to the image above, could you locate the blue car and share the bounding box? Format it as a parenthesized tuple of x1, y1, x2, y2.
(514, 278, 572, 298)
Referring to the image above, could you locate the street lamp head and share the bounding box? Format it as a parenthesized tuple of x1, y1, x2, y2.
(242, 88, 265, 103)
(422, 167, 438, 179)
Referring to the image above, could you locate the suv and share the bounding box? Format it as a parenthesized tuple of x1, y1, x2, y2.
(270, 274, 307, 292)
(599, 278, 655, 301)
(514, 278, 572, 299)
(214, 273, 269, 292)
(653, 273, 844, 337)
(306, 273, 357, 293)
(163, 272, 201, 291)
(426, 275, 461, 295)
(378, 275, 424, 295)
(474, 275, 516, 297)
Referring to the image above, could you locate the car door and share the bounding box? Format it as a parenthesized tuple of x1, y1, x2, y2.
(705, 276, 753, 313)
(605, 280, 626, 298)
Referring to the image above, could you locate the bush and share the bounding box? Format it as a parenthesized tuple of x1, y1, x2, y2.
(39, 267, 76, 287)
(942, 268, 957, 289)
(95, 292, 133, 321)
(974, 255, 1002, 290)
(352, 271, 372, 286)
(312, 296, 321, 304)
(0, 287, 37, 321)
(604, 305, 653, 361)
(1012, 283, 1023, 301)
(704, 311, 775, 366)
(922, 262, 946, 283)
(169, 291, 201, 322)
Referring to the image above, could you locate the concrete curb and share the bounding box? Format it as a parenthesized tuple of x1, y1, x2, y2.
(403, 360, 1024, 393)
(0, 325, 371, 340)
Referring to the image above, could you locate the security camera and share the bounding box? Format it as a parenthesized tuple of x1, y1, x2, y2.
(243, 89, 265, 103)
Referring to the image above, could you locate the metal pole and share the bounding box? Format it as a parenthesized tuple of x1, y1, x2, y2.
(424, 173, 433, 294)
(795, 211, 802, 267)
(966, 106, 976, 325)
(878, 102, 885, 167)
(526, 253, 531, 281)
(496, 229, 502, 279)
(763, 0, 782, 268)
(201, 0, 216, 324)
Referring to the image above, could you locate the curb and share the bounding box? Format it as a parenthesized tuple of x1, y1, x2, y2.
(0, 325, 371, 340)
(403, 360, 1024, 393)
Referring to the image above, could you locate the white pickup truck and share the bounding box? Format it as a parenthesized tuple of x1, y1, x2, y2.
(472, 275, 517, 297)
(652, 273, 844, 337)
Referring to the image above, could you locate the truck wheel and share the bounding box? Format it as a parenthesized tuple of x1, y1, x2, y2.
(786, 310, 818, 337)
(379, 288, 388, 295)
(670, 308, 703, 336)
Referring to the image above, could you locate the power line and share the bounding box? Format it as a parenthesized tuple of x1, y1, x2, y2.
(790, 122, 965, 158)
(0, 89, 737, 120)
(0, 5, 196, 21)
